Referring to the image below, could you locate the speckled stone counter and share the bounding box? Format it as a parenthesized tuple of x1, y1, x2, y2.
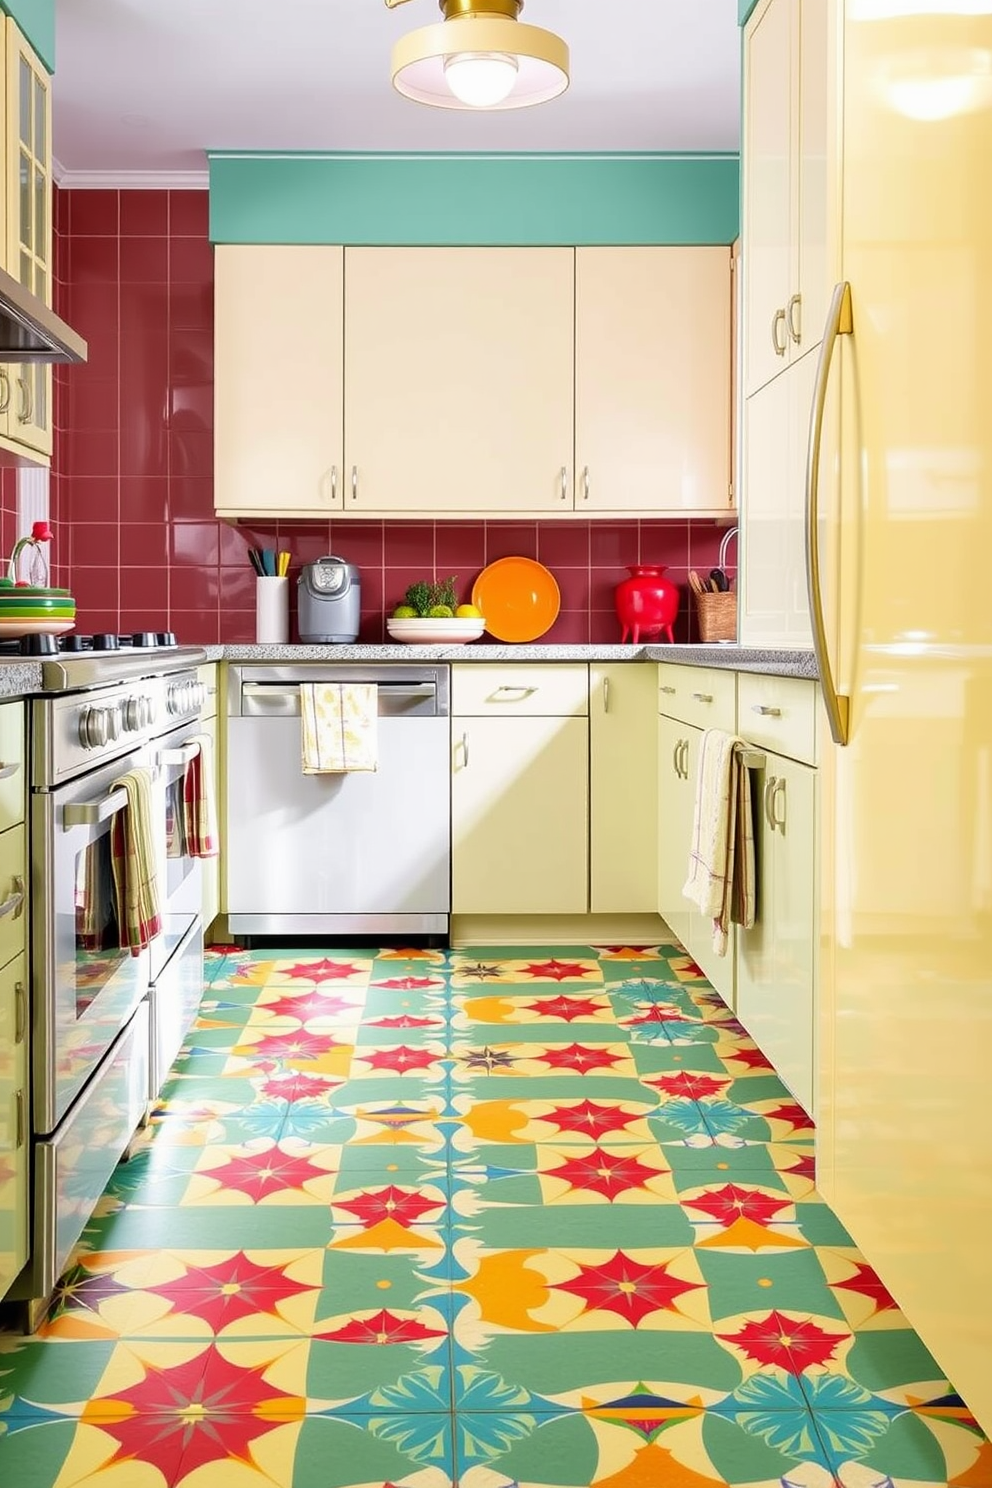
(0, 660, 43, 698)
(221, 644, 648, 663)
(644, 644, 818, 679)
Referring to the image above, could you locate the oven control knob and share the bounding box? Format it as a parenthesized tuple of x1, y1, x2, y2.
(123, 697, 142, 732)
(105, 705, 123, 742)
(79, 706, 109, 749)
(139, 696, 153, 728)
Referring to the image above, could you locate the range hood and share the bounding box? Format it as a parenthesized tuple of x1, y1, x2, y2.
(0, 261, 87, 363)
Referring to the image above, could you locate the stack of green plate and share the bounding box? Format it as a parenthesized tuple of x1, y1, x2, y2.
(0, 581, 76, 637)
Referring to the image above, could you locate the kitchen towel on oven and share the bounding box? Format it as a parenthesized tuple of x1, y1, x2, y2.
(300, 683, 379, 774)
(182, 733, 219, 856)
(682, 729, 756, 956)
(109, 767, 162, 955)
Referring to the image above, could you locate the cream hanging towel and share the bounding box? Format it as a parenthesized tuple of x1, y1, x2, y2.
(682, 728, 756, 957)
(300, 682, 379, 774)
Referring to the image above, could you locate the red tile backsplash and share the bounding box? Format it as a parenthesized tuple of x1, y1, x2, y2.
(51, 187, 736, 644)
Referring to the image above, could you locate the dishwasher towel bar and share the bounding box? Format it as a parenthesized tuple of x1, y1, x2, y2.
(228, 664, 450, 719)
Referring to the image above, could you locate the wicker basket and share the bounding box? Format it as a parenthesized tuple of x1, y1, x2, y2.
(694, 589, 737, 643)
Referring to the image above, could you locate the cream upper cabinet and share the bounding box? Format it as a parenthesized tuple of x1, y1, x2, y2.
(214, 245, 344, 517)
(590, 664, 658, 913)
(575, 247, 732, 514)
(451, 665, 588, 916)
(2, 18, 52, 459)
(736, 750, 817, 1114)
(742, 0, 828, 398)
(344, 247, 575, 515)
(738, 350, 816, 647)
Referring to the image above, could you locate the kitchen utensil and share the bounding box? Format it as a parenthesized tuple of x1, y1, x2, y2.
(710, 568, 730, 592)
(688, 569, 707, 598)
(297, 556, 361, 643)
(386, 617, 485, 645)
(471, 556, 560, 643)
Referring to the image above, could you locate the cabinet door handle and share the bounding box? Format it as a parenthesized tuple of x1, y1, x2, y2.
(787, 292, 802, 345)
(659, 685, 676, 695)
(325, 466, 338, 505)
(15, 1088, 25, 1149)
(582, 466, 590, 503)
(351, 466, 359, 503)
(770, 777, 787, 833)
(14, 979, 26, 1044)
(602, 677, 610, 714)
(560, 465, 568, 503)
(772, 307, 788, 357)
(691, 692, 713, 704)
(672, 739, 682, 776)
(0, 368, 9, 415)
(460, 731, 469, 769)
(0, 761, 20, 780)
(0, 875, 25, 920)
(752, 704, 782, 717)
(680, 739, 691, 779)
(763, 776, 779, 830)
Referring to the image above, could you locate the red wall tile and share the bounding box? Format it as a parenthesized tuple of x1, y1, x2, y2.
(53, 188, 730, 644)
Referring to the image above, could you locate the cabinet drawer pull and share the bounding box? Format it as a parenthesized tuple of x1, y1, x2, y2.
(602, 677, 610, 714)
(15, 1088, 25, 1149)
(752, 704, 782, 717)
(0, 760, 20, 780)
(659, 685, 676, 695)
(691, 692, 713, 704)
(772, 307, 788, 357)
(14, 979, 26, 1044)
(491, 686, 537, 702)
(0, 875, 25, 920)
(560, 465, 568, 503)
(787, 292, 802, 345)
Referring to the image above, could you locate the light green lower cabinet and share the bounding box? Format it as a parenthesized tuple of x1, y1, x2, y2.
(590, 665, 658, 913)
(452, 714, 590, 916)
(656, 713, 697, 950)
(736, 750, 818, 1113)
(0, 952, 28, 1299)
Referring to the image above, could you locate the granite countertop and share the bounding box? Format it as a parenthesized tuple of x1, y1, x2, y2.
(0, 643, 818, 699)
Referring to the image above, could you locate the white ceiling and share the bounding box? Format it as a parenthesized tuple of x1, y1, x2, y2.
(53, 0, 742, 179)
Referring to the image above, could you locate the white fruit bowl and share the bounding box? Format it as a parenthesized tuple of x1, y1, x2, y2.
(386, 617, 485, 645)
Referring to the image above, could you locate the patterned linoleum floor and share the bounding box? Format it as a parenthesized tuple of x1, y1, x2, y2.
(1, 943, 988, 1488)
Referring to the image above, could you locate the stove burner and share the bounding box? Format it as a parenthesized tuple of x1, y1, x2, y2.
(59, 634, 87, 652)
(19, 633, 59, 657)
(131, 632, 160, 648)
(157, 632, 177, 648)
(91, 634, 121, 651)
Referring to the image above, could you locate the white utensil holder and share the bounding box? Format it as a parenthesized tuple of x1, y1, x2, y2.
(256, 576, 289, 644)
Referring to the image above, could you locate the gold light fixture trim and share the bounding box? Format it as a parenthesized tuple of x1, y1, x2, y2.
(387, 0, 570, 112)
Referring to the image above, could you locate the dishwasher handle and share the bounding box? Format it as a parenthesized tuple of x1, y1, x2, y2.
(240, 681, 439, 718)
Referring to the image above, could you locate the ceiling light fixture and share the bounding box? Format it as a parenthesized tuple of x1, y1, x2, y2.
(385, 0, 570, 112)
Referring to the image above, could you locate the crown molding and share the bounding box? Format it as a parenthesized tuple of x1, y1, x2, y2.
(52, 164, 209, 190)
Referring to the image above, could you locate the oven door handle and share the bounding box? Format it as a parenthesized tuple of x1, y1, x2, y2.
(63, 789, 129, 830)
(157, 743, 199, 770)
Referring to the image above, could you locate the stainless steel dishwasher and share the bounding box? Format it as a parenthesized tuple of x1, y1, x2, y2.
(226, 664, 450, 936)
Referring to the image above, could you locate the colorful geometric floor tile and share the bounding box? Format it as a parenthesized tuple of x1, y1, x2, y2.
(1, 942, 987, 1487)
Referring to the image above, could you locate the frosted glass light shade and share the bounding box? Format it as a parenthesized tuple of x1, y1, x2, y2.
(444, 51, 519, 107)
(392, 16, 569, 111)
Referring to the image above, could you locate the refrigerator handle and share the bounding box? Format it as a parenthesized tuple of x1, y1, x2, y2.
(805, 280, 854, 747)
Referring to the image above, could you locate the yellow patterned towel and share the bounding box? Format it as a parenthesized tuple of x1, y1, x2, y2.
(300, 683, 379, 774)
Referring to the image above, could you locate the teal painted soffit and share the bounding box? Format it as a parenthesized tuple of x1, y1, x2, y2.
(739, 0, 760, 24)
(1, 0, 54, 71)
(208, 152, 740, 247)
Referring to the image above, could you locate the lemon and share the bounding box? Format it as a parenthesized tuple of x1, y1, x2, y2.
(392, 604, 418, 618)
(428, 604, 454, 618)
(456, 604, 482, 619)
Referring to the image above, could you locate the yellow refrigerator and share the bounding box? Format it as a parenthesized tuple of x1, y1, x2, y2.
(810, 0, 992, 1436)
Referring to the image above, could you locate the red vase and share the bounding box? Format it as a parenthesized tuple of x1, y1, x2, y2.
(614, 565, 679, 644)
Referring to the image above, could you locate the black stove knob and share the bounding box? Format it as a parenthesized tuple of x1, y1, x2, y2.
(92, 634, 120, 651)
(19, 633, 58, 656)
(59, 634, 87, 652)
(131, 632, 159, 648)
(157, 632, 177, 648)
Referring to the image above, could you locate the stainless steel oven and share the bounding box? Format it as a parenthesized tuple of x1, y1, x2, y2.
(6, 644, 207, 1322)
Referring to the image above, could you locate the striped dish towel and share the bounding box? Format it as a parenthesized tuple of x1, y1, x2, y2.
(109, 767, 162, 956)
(300, 683, 378, 774)
(182, 733, 219, 857)
(682, 729, 756, 956)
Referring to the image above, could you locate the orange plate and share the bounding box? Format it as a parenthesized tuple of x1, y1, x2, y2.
(472, 557, 560, 643)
